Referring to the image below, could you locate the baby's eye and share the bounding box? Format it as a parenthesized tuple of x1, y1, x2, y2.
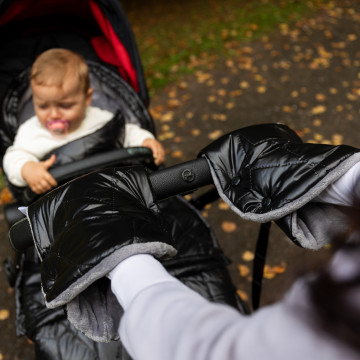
(60, 103, 73, 109)
(37, 104, 48, 110)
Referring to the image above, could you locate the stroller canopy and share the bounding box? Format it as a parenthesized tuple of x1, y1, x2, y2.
(0, 0, 148, 103)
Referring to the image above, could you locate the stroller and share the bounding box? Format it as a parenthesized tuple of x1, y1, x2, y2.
(0, 0, 248, 358)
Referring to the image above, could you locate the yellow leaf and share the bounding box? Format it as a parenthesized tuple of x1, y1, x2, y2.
(190, 129, 201, 136)
(315, 93, 327, 101)
(242, 251, 255, 261)
(313, 119, 322, 127)
(239, 81, 250, 89)
(0, 188, 12, 205)
(229, 90, 243, 97)
(314, 133, 323, 141)
(221, 221, 237, 233)
(218, 202, 229, 210)
(311, 105, 327, 115)
(237, 264, 250, 277)
(208, 130, 223, 140)
(329, 87, 338, 94)
(0, 309, 10, 320)
(178, 82, 188, 90)
(257, 86, 267, 94)
(217, 89, 227, 97)
(171, 150, 184, 158)
(226, 102, 235, 110)
(161, 112, 174, 122)
(208, 95, 216, 103)
(332, 134, 343, 145)
(186, 112, 194, 119)
(236, 290, 248, 302)
(282, 105, 293, 113)
(167, 99, 181, 109)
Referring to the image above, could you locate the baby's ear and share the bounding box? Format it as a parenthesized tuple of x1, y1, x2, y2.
(86, 88, 93, 106)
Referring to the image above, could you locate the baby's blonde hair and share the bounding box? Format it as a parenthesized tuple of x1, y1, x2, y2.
(30, 48, 90, 93)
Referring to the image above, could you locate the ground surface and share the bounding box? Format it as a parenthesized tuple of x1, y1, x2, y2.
(1, 1, 360, 359)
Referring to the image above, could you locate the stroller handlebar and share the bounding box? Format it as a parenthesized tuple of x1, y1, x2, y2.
(22, 147, 154, 204)
(9, 157, 212, 253)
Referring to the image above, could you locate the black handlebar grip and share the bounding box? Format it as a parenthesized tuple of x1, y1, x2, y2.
(9, 157, 212, 252)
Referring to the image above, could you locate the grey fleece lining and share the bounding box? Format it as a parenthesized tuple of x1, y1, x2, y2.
(44, 242, 176, 342)
(204, 153, 360, 249)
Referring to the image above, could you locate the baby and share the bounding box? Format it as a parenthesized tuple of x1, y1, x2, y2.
(3, 48, 165, 195)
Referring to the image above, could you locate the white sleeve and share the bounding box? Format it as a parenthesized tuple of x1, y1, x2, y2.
(110, 255, 355, 360)
(2, 122, 40, 187)
(123, 124, 154, 147)
(314, 161, 360, 207)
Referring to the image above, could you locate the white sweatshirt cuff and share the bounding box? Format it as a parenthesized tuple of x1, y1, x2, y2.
(109, 254, 177, 309)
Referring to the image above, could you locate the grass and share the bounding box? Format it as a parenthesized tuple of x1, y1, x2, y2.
(124, 0, 327, 93)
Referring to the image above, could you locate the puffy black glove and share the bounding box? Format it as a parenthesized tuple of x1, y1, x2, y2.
(199, 123, 360, 248)
(26, 165, 176, 341)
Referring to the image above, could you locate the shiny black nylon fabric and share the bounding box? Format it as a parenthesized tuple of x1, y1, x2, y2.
(27, 165, 174, 304)
(17, 195, 246, 359)
(199, 123, 360, 219)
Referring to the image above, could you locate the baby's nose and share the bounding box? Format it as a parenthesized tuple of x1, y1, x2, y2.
(49, 106, 62, 119)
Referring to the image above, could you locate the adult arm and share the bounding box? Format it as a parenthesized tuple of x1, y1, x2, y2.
(110, 254, 358, 360)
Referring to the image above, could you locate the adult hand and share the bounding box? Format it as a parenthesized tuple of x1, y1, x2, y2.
(21, 154, 57, 194)
(26, 165, 176, 341)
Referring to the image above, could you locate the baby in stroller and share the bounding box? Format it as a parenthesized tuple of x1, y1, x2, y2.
(0, 0, 247, 358)
(3, 48, 165, 195)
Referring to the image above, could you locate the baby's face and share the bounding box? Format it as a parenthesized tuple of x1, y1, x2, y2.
(31, 75, 92, 134)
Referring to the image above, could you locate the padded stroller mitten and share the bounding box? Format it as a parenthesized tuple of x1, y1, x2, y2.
(26, 165, 176, 342)
(199, 123, 360, 249)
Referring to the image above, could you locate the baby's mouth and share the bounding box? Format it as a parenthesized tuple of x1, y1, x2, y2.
(46, 119, 70, 136)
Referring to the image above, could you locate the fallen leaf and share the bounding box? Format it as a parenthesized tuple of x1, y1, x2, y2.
(229, 90, 243, 97)
(263, 263, 287, 279)
(212, 114, 227, 121)
(208, 95, 216, 103)
(332, 134, 343, 145)
(178, 82, 188, 90)
(311, 105, 327, 114)
(221, 221, 237, 233)
(315, 93, 327, 101)
(329, 87, 338, 94)
(313, 119, 322, 126)
(171, 150, 184, 158)
(167, 99, 181, 109)
(190, 129, 201, 136)
(208, 130, 223, 140)
(0, 309, 10, 321)
(161, 112, 174, 122)
(239, 81, 250, 89)
(237, 264, 250, 277)
(314, 133, 323, 141)
(0, 188, 12, 205)
(186, 112, 194, 119)
(226, 102, 235, 110)
(257, 86, 267, 94)
(218, 202, 229, 210)
(282, 105, 293, 113)
(236, 290, 248, 302)
(242, 251, 255, 262)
